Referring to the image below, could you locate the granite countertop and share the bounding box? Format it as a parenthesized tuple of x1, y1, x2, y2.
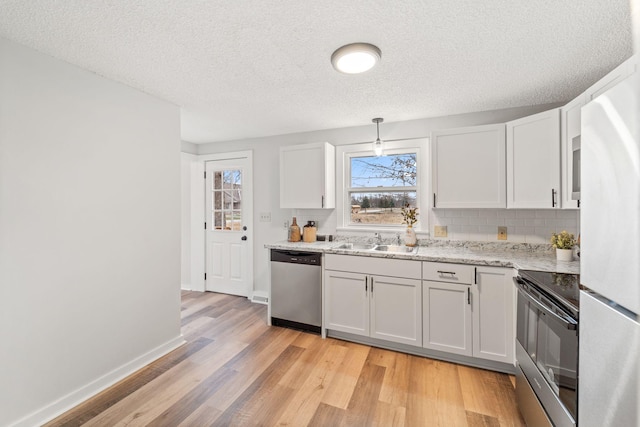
(265, 240, 580, 275)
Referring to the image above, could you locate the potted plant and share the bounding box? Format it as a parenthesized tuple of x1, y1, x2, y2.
(401, 204, 418, 247)
(550, 230, 576, 261)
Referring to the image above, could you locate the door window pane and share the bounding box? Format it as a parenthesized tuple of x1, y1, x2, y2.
(210, 168, 243, 231)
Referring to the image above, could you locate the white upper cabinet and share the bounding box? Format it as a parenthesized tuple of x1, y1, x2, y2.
(560, 94, 585, 209)
(506, 109, 561, 209)
(431, 124, 506, 209)
(280, 142, 335, 209)
(584, 54, 637, 101)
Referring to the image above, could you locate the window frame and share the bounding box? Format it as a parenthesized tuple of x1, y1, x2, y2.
(336, 138, 429, 232)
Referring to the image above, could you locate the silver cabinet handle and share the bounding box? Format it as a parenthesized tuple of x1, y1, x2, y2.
(474, 267, 477, 285)
(371, 276, 374, 295)
(321, 195, 324, 208)
(467, 287, 471, 305)
(551, 189, 557, 207)
(365, 276, 368, 293)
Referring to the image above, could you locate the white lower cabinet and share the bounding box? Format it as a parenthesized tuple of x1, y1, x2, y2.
(422, 262, 515, 365)
(324, 270, 369, 336)
(369, 275, 421, 346)
(324, 254, 422, 347)
(324, 255, 515, 366)
(423, 280, 472, 356)
(472, 266, 515, 364)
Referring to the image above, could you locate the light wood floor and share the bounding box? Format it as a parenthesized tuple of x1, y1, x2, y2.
(47, 291, 525, 426)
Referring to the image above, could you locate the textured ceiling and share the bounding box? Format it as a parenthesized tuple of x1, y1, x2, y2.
(0, 1, 633, 143)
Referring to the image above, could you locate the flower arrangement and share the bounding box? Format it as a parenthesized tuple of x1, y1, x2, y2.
(401, 204, 418, 226)
(550, 230, 576, 249)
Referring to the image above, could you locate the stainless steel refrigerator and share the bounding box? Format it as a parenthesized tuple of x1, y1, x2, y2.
(580, 71, 639, 427)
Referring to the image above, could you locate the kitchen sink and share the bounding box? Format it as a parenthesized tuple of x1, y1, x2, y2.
(335, 243, 418, 254)
(335, 243, 377, 250)
(373, 245, 418, 254)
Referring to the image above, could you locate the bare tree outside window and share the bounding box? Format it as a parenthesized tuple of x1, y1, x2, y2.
(349, 153, 418, 225)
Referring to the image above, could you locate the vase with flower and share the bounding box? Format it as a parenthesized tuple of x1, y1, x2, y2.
(550, 230, 576, 261)
(401, 204, 418, 247)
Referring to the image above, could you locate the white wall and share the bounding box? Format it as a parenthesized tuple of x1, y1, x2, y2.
(0, 38, 182, 426)
(190, 103, 576, 296)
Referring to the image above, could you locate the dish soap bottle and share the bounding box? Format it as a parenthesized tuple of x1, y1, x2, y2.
(289, 217, 301, 242)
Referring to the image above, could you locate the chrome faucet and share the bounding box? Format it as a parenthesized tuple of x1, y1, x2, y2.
(375, 232, 382, 245)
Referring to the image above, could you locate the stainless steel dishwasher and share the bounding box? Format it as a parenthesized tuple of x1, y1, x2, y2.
(270, 249, 322, 334)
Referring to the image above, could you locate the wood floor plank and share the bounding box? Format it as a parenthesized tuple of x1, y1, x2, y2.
(457, 365, 525, 426)
(82, 339, 248, 426)
(308, 402, 346, 426)
(342, 354, 387, 426)
(378, 349, 411, 407)
(406, 357, 468, 426)
(193, 327, 302, 414)
(373, 400, 407, 427)
(47, 291, 525, 427)
(467, 410, 502, 427)
(211, 345, 304, 426)
(275, 342, 349, 426)
(320, 341, 371, 409)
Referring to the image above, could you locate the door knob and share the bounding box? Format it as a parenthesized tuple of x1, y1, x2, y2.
(241, 236, 247, 241)
(243, 226, 247, 231)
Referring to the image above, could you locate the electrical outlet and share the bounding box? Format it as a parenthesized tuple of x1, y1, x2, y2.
(284, 220, 289, 229)
(434, 225, 448, 238)
(259, 212, 271, 222)
(498, 226, 507, 240)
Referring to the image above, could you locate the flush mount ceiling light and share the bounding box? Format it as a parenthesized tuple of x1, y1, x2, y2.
(372, 117, 384, 156)
(331, 43, 381, 74)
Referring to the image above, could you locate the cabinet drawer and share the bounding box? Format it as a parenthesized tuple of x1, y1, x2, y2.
(325, 254, 421, 280)
(423, 262, 474, 284)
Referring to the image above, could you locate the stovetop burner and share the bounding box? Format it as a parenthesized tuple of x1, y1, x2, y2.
(518, 270, 580, 317)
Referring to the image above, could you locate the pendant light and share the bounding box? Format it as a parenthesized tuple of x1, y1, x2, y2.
(372, 118, 384, 156)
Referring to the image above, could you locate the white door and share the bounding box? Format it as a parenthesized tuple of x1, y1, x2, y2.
(205, 157, 253, 296)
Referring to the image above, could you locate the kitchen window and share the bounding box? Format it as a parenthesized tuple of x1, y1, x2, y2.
(336, 138, 429, 230)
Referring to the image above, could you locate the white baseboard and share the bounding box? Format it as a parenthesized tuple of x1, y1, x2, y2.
(10, 335, 186, 427)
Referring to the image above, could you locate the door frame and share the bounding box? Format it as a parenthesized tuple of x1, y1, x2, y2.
(189, 150, 253, 294)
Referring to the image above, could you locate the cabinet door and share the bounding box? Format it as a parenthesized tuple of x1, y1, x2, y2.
(506, 109, 561, 208)
(560, 95, 584, 209)
(472, 267, 515, 364)
(423, 280, 472, 356)
(584, 56, 634, 101)
(431, 124, 506, 208)
(370, 276, 422, 347)
(324, 270, 369, 336)
(280, 142, 335, 209)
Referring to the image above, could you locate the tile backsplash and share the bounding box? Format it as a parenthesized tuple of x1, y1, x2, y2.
(430, 209, 580, 244)
(289, 208, 579, 245)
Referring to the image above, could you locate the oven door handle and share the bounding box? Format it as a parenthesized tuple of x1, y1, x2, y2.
(513, 278, 578, 330)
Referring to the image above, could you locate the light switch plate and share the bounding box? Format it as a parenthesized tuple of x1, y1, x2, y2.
(498, 226, 507, 240)
(259, 212, 271, 222)
(434, 225, 448, 238)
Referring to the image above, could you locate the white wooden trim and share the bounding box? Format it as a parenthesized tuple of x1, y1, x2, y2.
(194, 150, 254, 296)
(336, 138, 430, 232)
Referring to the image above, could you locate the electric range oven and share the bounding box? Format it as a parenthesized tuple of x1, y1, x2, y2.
(514, 270, 580, 427)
